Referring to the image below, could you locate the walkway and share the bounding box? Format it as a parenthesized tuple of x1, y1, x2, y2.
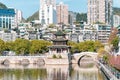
(97, 61, 119, 80)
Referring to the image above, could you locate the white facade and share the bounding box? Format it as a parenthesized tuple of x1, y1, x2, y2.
(0, 30, 17, 42)
(64, 24, 111, 44)
(14, 9, 22, 27)
(39, 0, 57, 25)
(0, 16, 15, 30)
(18, 23, 33, 39)
(113, 15, 120, 27)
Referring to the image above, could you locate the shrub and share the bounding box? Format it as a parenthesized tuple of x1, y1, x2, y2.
(52, 54, 57, 58)
(58, 55, 62, 59)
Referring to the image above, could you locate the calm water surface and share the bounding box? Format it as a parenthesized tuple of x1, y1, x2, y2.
(0, 57, 107, 80)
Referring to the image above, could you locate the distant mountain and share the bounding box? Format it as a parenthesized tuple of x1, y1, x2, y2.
(113, 7, 120, 16)
(0, 2, 7, 9)
(26, 11, 39, 22)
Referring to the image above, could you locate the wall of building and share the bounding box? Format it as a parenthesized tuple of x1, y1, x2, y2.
(113, 15, 120, 27)
(0, 9, 15, 30)
(57, 2, 68, 25)
(0, 30, 17, 42)
(87, 0, 113, 25)
(39, 0, 57, 25)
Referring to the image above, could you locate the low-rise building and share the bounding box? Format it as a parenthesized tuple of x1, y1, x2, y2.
(94, 24, 111, 43)
(64, 24, 111, 44)
(0, 30, 17, 41)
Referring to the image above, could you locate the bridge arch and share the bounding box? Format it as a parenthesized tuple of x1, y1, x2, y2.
(72, 52, 98, 65)
(36, 59, 45, 66)
(77, 55, 94, 66)
(1, 59, 10, 65)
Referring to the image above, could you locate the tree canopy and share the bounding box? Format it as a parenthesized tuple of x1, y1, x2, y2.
(0, 39, 51, 55)
(76, 13, 87, 23)
(68, 40, 104, 53)
(108, 28, 119, 51)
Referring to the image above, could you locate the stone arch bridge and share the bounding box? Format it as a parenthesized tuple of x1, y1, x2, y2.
(0, 56, 46, 65)
(71, 52, 98, 64)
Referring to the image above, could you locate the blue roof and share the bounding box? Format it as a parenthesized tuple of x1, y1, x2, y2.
(0, 9, 15, 16)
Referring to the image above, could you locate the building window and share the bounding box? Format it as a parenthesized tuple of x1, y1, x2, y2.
(3, 18, 5, 28)
(0, 18, 2, 28)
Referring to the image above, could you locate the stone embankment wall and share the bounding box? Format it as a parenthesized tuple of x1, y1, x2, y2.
(45, 58, 69, 65)
(0, 55, 69, 65)
(46, 54, 69, 65)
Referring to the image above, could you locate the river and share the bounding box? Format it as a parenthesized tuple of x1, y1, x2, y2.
(0, 56, 107, 80)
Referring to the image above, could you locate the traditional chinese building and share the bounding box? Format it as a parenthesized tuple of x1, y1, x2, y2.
(49, 30, 70, 54)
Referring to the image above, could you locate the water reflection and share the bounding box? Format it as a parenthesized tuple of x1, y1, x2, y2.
(0, 62, 107, 80)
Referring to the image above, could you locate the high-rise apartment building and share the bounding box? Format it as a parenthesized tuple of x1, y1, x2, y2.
(87, 0, 113, 25)
(15, 9, 22, 23)
(113, 15, 120, 27)
(57, 2, 68, 25)
(14, 9, 22, 27)
(68, 11, 77, 25)
(39, 0, 57, 25)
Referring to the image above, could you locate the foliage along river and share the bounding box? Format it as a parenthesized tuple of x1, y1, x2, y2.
(0, 56, 107, 80)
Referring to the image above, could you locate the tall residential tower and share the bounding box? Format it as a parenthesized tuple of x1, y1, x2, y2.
(57, 2, 68, 25)
(87, 0, 113, 25)
(39, 0, 57, 25)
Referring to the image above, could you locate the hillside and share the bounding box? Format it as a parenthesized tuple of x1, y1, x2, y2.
(76, 13, 87, 22)
(113, 7, 120, 16)
(26, 11, 39, 22)
(0, 2, 7, 9)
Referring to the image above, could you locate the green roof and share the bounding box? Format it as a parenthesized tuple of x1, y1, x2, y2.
(55, 30, 65, 36)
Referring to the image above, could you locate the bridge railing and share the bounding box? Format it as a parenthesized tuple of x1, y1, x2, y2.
(97, 60, 119, 80)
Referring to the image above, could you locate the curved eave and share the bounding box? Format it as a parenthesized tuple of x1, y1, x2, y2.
(48, 45, 71, 48)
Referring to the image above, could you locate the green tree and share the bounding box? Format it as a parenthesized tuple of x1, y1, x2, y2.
(0, 39, 5, 54)
(67, 41, 78, 53)
(76, 13, 87, 23)
(14, 39, 31, 55)
(94, 40, 104, 52)
(77, 41, 95, 52)
(4, 41, 15, 51)
(111, 36, 119, 51)
(30, 40, 51, 55)
(97, 48, 107, 58)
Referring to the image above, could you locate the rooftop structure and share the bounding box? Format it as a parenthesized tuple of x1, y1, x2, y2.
(48, 30, 70, 54)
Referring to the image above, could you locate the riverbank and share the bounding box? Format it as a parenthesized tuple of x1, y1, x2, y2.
(97, 61, 119, 80)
